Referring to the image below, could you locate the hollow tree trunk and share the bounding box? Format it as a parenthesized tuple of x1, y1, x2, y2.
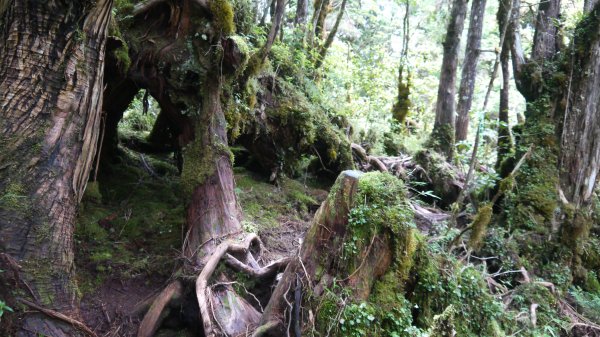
(456, 0, 487, 142)
(0, 0, 112, 335)
(430, 0, 469, 160)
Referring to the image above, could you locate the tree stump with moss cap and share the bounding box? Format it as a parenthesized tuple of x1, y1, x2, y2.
(254, 170, 418, 336)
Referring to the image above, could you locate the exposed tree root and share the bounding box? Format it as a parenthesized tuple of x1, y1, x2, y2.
(18, 299, 98, 337)
(137, 280, 182, 337)
(138, 232, 291, 337)
(196, 234, 264, 337)
(224, 254, 291, 279)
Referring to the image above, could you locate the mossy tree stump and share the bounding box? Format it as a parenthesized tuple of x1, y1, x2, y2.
(256, 171, 417, 336)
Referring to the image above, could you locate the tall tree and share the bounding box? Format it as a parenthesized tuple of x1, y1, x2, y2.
(505, 0, 600, 282)
(456, 0, 487, 142)
(430, 0, 469, 160)
(0, 0, 112, 335)
(496, 0, 513, 171)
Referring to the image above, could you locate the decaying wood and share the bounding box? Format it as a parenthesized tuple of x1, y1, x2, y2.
(255, 170, 396, 336)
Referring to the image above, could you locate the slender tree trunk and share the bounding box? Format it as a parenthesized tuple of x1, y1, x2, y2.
(313, 0, 331, 42)
(496, 0, 513, 171)
(456, 0, 487, 142)
(314, 0, 348, 69)
(430, 0, 469, 160)
(0, 0, 112, 335)
(496, 37, 512, 171)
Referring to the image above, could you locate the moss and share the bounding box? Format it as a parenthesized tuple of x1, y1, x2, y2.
(427, 123, 455, 160)
(232, 0, 255, 35)
(180, 133, 216, 197)
(83, 181, 102, 202)
(414, 149, 459, 207)
(468, 203, 493, 251)
(75, 149, 183, 290)
(210, 0, 235, 36)
(113, 43, 131, 72)
(584, 271, 600, 293)
(427, 305, 456, 337)
(0, 182, 29, 211)
(392, 70, 411, 125)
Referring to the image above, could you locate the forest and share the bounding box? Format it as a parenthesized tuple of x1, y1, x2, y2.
(1, 0, 600, 336)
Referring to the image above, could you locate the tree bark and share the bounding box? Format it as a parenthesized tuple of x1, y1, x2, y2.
(430, 0, 469, 160)
(585, 0, 600, 12)
(182, 80, 244, 264)
(531, 0, 561, 63)
(0, 0, 112, 335)
(558, 4, 600, 212)
(294, 0, 308, 27)
(456, 0, 487, 142)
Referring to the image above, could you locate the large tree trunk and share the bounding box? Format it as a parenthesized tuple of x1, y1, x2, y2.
(502, 2, 600, 284)
(456, 0, 487, 142)
(182, 80, 243, 264)
(557, 5, 600, 245)
(430, 0, 469, 160)
(0, 0, 112, 335)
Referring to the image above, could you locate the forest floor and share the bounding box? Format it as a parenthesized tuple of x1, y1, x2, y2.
(75, 145, 329, 336)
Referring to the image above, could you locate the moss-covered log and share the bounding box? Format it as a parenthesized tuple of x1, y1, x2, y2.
(233, 75, 353, 178)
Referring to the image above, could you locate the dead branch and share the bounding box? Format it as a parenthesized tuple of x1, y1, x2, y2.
(351, 143, 389, 173)
(18, 298, 98, 337)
